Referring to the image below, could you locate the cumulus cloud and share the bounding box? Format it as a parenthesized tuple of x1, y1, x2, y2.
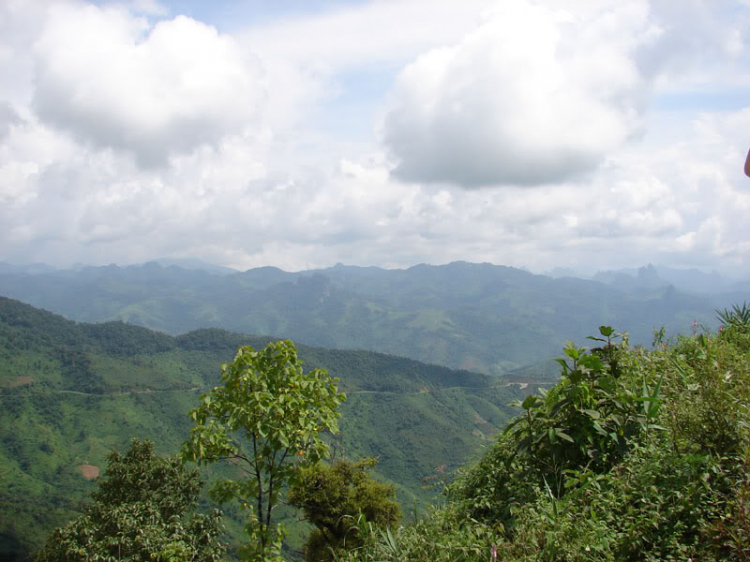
(381, 0, 750, 189)
(32, 3, 265, 167)
(382, 0, 657, 188)
(641, 0, 748, 87)
(0, 103, 21, 140)
(1, 0, 748, 278)
(1, 106, 749, 275)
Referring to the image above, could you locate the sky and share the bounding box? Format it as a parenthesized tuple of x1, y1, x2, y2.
(1, 0, 749, 276)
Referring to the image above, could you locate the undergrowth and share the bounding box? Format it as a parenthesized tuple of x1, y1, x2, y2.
(342, 318, 750, 561)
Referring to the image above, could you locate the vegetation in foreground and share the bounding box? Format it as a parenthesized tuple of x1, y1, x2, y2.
(34, 439, 225, 562)
(183, 340, 346, 561)
(341, 310, 750, 561)
(0, 296, 526, 558)
(10, 296, 750, 561)
(33, 339, 399, 562)
(288, 457, 401, 561)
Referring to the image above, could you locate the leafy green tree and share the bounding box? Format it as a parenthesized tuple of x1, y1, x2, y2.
(289, 458, 401, 562)
(503, 327, 663, 495)
(182, 339, 345, 561)
(34, 438, 225, 562)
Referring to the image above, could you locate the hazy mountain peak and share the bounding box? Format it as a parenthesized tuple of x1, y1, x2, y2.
(153, 258, 237, 276)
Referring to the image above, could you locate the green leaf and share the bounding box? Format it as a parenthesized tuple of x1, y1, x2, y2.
(563, 343, 582, 360)
(554, 358, 570, 371)
(583, 409, 601, 420)
(599, 376, 616, 393)
(522, 395, 540, 410)
(592, 421, 607, 436)
(550, 397, 572, 417)
(555, 430, 575, 443)
(503, 416, 525, 433)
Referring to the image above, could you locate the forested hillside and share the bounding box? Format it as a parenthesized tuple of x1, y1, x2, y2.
(0, 297, 530, 560)
(341, 311, 750, 561)
(0, 261, 737, 375)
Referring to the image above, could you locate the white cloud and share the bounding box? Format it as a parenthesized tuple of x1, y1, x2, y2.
(382, 0, 658, 187)
(645, 0, 749, 91)
(32, 2, 265, 166)
(0, 0, 48, 109)
(0, 0, 749, 279)
(1, 106, 749, 275)
(381, 0, 750, 189)
(0, 103, 21, 140)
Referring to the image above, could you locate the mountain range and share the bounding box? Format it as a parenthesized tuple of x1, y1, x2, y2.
(0, 261, 744, 375)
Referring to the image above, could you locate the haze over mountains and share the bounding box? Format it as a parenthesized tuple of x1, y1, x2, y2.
(0, 260, 744, 376)
(546, 263, 747, 295)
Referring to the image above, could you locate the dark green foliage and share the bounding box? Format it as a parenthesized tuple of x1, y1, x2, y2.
(449, 327, 662, 526)
(59, 349, 104, 394)
(707, 459, 750, 560)
(343, 316, 750, 561)
(289, 458, 401, 561)
(81, 321, 176, 356)
(34, 439, 225, 562)
(716, 301, 750, 329)
(0, 532, 31, 562)
(176, 328, 253, 353)
(506, 328, 662, 494)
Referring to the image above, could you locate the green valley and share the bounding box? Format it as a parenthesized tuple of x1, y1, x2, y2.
(0, 297, 530, 560)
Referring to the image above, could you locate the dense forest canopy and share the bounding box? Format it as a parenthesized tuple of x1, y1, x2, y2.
(6, 297, 749, 561)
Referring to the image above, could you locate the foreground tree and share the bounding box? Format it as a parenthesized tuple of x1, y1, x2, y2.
(35, 438, 225, 562)
(182, 339, 345, 561)
(289, 458, 401, 562)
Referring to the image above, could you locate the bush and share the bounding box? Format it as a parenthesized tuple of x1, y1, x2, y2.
(34, 439, 225, 562)
(289, 457, 401, 561)
(344, 318, 750, 562)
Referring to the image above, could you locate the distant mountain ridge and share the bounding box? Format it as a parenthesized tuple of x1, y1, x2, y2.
(591, 263, 746, 295)
(547, 262, 746, 296)
(0, 260, 745, 375)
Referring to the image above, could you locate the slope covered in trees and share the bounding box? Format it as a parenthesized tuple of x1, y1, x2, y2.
(341, 313, 750, 561)
(0, 261, 738, 375)
(5, 293, 749, 561)
(0, 297, 528, 559)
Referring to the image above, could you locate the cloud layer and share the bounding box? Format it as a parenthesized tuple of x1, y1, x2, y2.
(382, 0, 747, 189)
(0, 0, 748, 278)
(32, 3, 264, 166)
(383, 1, 655, 187)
